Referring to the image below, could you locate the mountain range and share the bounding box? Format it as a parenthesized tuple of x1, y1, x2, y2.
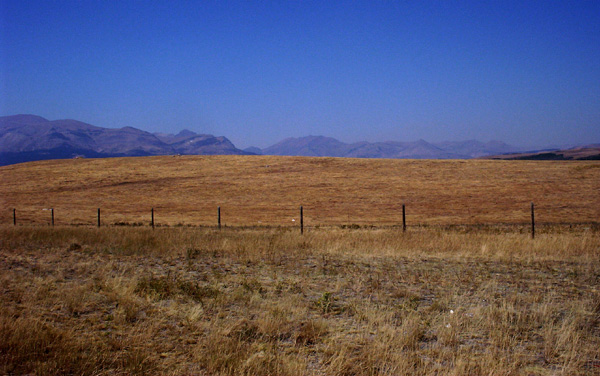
(253, 135, 523, 159)
(0, 115, 249, 166)
(2, 114, 593, 165)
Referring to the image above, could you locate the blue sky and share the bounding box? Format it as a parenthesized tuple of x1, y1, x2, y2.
(1, 1, 599, 149)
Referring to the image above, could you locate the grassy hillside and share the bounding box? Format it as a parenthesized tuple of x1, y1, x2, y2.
(0, 155, 599, 227)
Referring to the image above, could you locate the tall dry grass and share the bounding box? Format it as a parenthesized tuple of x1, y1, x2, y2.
(1, 225, 599, 375)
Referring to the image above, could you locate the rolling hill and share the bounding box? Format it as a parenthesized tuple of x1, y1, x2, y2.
(487, 146, 600, 160)
(1, 155, 598, 227)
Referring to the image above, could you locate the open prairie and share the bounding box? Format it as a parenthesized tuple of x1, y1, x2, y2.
(0, 155, 599, 227)
(1, 156, 599, 375)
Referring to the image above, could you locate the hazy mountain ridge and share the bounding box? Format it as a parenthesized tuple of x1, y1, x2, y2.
(154, 129, 199, 144)
(2, 114, 592, 166)
(261, 136, 350, 157)
(257, 136, 523, 159)
(0, 115, 250, 165)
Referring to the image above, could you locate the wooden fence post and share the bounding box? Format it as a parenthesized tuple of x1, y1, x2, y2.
(13, 208, 16, 226)
(97, 208, 101, 227)
(402, 204, 406, 232)
(531, 202, 535, 239)
(218, 206, 221, 230)
(300, 206, 304, 234)
(151, 208, 155, 229)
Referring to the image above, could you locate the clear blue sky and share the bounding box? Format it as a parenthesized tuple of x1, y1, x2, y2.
(1, 1, 599, 149)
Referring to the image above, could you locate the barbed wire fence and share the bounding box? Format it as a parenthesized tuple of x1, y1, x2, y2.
(7, 203, 600, 238)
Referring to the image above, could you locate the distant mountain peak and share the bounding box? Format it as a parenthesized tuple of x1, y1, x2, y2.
(244, 146, 262, 155)
(154, 129, 202, 144)
(176, 129, 197, 138)
(0, 115, 250, 166)
(259, 135, 528, 159)
(262, 135, 349, 157)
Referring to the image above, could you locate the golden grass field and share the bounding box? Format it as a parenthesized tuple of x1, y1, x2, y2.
(1, 227, 599, 375)
(1, 156, 599, 375)
(0, 155, 599, 227)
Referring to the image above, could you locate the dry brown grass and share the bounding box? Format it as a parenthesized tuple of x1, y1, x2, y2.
(1, 156, 599, 374)
(1, 226, 599, 375)
(0, 155, 598, 226)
